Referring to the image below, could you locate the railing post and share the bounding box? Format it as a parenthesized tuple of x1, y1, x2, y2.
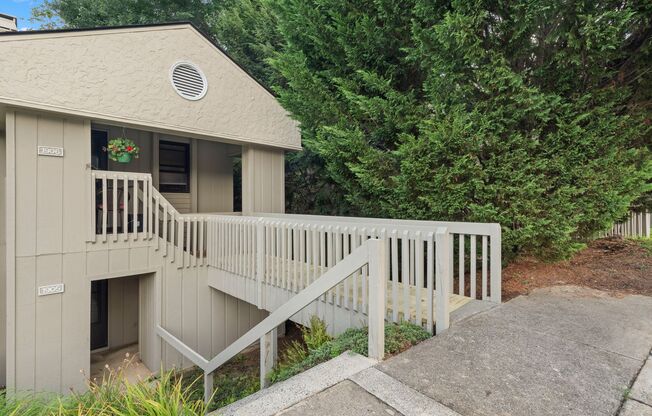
(260, 328, 277, 388)
(367, 239, 386, 361)
(435, 228, 450, 335)
(490, 225, 502, 303)
(256, 218, 265, 309)
(204, 371, 214, 404)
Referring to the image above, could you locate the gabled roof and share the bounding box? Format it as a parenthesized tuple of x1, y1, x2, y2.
(0, 22, 300, 150)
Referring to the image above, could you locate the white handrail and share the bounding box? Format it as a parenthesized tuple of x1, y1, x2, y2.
(156, 238, 389, 403)
(88, 169, 210, 268)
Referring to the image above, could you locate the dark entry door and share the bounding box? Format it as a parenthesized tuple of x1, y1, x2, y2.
(90, 280, 108, 350)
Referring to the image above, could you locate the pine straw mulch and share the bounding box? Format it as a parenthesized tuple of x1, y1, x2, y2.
(502, 237, 652, 301)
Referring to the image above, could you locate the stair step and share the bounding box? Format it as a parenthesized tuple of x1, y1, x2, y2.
(212, 352, 377, 416)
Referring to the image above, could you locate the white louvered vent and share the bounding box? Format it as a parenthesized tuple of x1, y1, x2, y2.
(170, 62, 208, 101)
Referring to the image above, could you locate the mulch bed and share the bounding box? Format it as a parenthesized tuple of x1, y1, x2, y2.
(502, 237, 652, 301)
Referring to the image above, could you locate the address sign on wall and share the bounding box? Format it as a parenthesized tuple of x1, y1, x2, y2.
(38, 283, 65, 296)
(37, 146, 64, 157)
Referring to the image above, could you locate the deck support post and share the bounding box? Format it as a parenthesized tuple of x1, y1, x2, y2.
(435, 228, 450, 335)
(368, 239, 387, 361)
(260, 328, 277, 388)
(204, 371, 214, 404)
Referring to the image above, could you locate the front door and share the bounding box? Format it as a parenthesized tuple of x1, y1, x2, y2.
(90, 280, 108, 350)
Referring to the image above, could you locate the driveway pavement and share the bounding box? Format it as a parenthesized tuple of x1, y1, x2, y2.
(285, 286, 652, 416)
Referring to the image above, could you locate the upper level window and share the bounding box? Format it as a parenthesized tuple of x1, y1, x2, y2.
(159, 140, 190, 193)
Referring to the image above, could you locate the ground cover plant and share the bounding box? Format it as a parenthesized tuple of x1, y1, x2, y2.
(0, 366, 206, 416)
(269, 318, 430, 383)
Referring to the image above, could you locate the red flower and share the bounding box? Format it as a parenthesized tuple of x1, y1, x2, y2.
(126, 146, 133, 151)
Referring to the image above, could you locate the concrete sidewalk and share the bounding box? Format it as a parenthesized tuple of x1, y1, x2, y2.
(281, 286, 652, 416)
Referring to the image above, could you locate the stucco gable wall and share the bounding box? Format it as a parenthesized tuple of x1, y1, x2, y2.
(0, 25, 300, 149)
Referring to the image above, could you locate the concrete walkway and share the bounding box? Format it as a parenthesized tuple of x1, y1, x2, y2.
(280, 286, 652, 416)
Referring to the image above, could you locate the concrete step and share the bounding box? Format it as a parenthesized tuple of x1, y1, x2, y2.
(212, 351, 377, 416)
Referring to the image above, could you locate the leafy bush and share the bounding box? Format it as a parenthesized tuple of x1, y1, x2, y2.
(269, 320, 430, 383)
(0, 366, 206, 416)
(210, 373, 259, 409)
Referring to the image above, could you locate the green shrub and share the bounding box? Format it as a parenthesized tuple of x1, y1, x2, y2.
(269, 320, 430, 384)
(302, 316, 332, 351)
(0, 366, 206, 416)
(210, 374, 259, 409)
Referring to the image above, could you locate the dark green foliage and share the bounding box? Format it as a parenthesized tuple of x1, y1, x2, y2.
(269, 320, 430, 383)
(269, 0, 652, 259)
(32, 0, 215, 32)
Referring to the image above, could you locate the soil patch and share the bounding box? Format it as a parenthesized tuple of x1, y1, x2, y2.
(503, 237, 652, 301)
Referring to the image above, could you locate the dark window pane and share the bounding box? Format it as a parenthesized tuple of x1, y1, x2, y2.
(159, 140, 190, 193)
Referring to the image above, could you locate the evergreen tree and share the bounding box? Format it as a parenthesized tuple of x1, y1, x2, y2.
(270, 0, 652, 258)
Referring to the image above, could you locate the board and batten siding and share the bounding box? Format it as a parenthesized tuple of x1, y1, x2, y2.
(242, 144, 285, 214)
(6, 110, 91, 393)
(107, 276, 139, 349)
(5, 110, 265, 395)
(0, 127, 6, 387)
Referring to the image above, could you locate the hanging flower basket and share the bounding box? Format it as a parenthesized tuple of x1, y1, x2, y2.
(107, 138, 139, 163)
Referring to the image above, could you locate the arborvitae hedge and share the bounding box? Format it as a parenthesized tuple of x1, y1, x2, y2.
(269, 0, 652, 259)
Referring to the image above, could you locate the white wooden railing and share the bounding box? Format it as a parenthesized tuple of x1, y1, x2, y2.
(603, 210, 651, 238)
(158, 238, 390, 403)
(88, 170, 503, 403)
(255, 213, 502, 303)
(88, 169, 210, 268)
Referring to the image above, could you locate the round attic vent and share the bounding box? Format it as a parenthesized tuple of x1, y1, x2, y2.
(170, 62, 208, 101)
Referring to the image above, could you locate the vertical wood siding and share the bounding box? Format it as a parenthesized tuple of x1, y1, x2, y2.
(0, 129, 6, 387)
(6, 111, 263, 394)
(241, 145, 285, 214)
(108, 276, 139, 349)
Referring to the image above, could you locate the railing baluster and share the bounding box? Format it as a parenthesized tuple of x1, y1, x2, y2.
(133, 178, 139, 241)
(335, 226, 341, 307)
(361, 227, 368, 313)
(401, 230, 409, 322)
(142, 177, 148, 239)
(415, 231, 423, 327)
(426, 232, 434, 334)
(199, 218, 204, 266)
(112, 175, 118, 242)
(299, 224, 305, 293)
(169, 210, 174, 262)
(293, 225, 300, 293)
(122, 176, 128, 242)
(470, 235, 477, 299)
(148, 179, 153, 240)
(154, 196, 160, 251)
(391, 230, 398, 322)
(351, 227, 359, 313)
(458, 234, 465, 296)
(281, 223, 287, 289)
(101, 174, 107, 242)
(482, 235, 488, 300)
(343, 227, 350, 311)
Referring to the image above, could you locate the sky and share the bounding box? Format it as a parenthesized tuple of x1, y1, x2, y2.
(1, 0, 46, 30)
